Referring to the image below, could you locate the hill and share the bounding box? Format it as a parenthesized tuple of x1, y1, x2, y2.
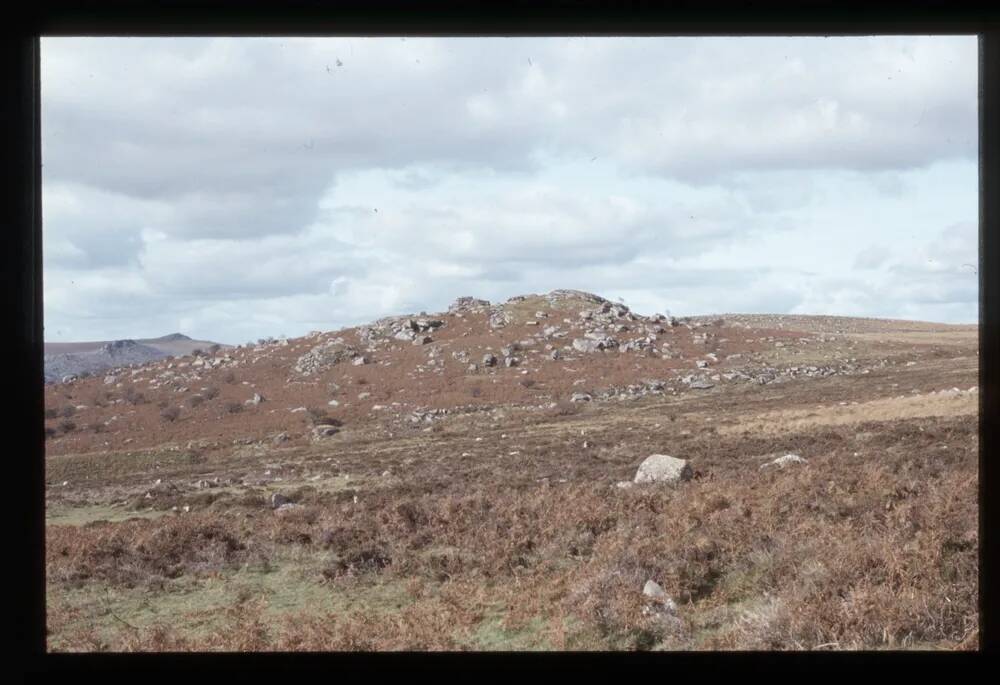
(44, 333, 228, 384)
(43, 290, 979, 651)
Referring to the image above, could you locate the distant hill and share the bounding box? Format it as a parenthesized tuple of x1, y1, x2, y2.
(44, 333, 228, 384)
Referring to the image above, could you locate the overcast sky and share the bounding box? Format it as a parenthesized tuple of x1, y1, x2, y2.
(41, 36, 978, 344)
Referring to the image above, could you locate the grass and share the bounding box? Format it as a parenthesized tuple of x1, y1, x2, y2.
(45, 366, 979, 651)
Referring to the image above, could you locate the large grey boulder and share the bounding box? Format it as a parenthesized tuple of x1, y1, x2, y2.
(634, 454, 693, 485)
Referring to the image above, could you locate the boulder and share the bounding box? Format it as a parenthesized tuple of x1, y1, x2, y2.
(572, 338, 602, 353)
(642, 580, 677, 613)
(634, 454, 693, 485)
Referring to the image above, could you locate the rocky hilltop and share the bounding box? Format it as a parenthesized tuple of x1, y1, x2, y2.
(42, 289, 975, 457)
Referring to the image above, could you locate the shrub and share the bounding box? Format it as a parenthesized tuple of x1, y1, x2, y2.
(520, 379, 536, 388)
(546, 400, 581, 418)
(202, 387, 220, 400)
(191, 348, 203, 357)
(160, 406, 180, 423)
(222, 371, 236, 384)
(60, 406, 76, 418)
(225, 402, 244, 414)
(188, 395, 204, 408)
(469, 386, 482, 398)
(88, 422, 107, 434)
(58, 420, 76, 433)
(44, 427, 56, 439)
(124, 387, 147, 405)
(208, 344, 221, 354)
(44, 408, 58, 419)
(356, 378, 369, 386)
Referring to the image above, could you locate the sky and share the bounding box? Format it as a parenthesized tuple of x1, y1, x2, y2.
(41, 36, 979, 344)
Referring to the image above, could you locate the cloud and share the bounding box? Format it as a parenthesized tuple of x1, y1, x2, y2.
(40, 36, 979, 342)
(854, 245, 891, 270)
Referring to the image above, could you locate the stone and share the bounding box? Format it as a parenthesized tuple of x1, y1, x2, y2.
(642, 580, 675, 611)
(352, 356, 368, 366)
(482, 353, 498, 367)
(634, 454, 693, 485)
(504, 356, 518, 367)
(760, 454, 807, 469)
(572, 338, 602, 353)
(312, 425, 340, 439)
(688, 379, 715, 390)
(570, 392, 592, 402)
(272, 432, 289, 445)
(275, 503, 304, 516)
(271, 493, 292, 508)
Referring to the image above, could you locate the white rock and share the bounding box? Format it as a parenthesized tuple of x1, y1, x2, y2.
(634, 454, 693, 485)
(642, 580, 677, 612)
(760, 453, 807, 469)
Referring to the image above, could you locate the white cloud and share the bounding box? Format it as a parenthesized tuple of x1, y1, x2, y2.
(40, 36, 979, 342)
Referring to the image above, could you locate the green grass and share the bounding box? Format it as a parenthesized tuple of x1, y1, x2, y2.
(47, 551, 417, 651)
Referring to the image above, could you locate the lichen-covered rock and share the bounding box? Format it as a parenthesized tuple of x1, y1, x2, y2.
(634, 454, 693, 484)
